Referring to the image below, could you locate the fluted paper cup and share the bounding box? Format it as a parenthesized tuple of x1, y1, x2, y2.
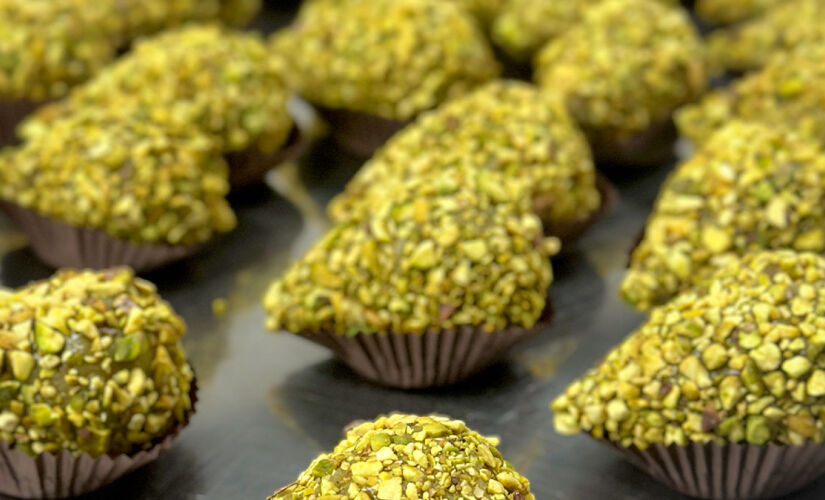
(0, 99, 42, 147)
(317, 106, 407, 158)
(225, 127, 312, 190)
(1, 202, 201, 272)
(603, 439, 825, 499)
(540, 174, 618, 249)
(298, 309, 551, 389)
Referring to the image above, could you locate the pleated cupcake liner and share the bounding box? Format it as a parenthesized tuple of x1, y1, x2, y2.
(602, 439, 825, 499)
(225, 126, 312, 190)
(589, 118, 677, 169)
(0, 99, 42, 147)
(0, 202, 201, 272)
(298, 310, 551, 389)
(0, 379, 198, 499)
(317, 106, 408, 158)
(541, 174, 619, 251)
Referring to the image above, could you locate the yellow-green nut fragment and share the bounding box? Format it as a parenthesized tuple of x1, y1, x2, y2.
(269, 414, 535, 500)
(22, 25, 292, 155)
(622, 121, 825, 311)
(694, 0, 784, 25)
(0, 109, 236, 247)
(534, 0, 706, 145)
(555, 250, 825, 449)
(272, 0, 500, 121)
(328, 80, 601, 235)
(707, 0, 825, 74)
(0, 268, 194, 458)
(676, 46, 825, 149)
(491, 0, 676, 62)
(265, 170, 557, 336)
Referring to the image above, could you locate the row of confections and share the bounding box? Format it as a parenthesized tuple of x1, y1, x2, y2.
(552, 0, 825, 497)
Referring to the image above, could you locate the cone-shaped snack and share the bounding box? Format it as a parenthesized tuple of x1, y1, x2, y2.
(0, 268, 196, 498)
(677, 47, 825, 149)
(491, 0, 676, 62)
(694, 0, 783, 25)
(265, 169, 558, 388)
(272, 0, 499, 154)
(269, 414, 534, 499)
(0, 110, 236, 271)
(622, 121, 825, 311)
(534, 0, 707, 166)
(556, 250, 825, 499)
(707, 0, 825, 74)
(328, 80, 604, 244)
(22, 25, 293, 172)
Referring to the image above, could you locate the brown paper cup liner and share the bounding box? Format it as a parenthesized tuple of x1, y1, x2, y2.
(0, 379, 198, 499)
(225, 127, 312, 190)
(540, 174, 619, 249)
(602, 439, 825, 499)
(0, 202, 201, 272)
(297, 310, 551, 389)
(0, 100, 43, 147)
(317, 106, 408, 158)
(589, 118, 677, 168)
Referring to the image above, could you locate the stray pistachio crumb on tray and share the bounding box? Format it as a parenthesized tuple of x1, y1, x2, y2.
(556, 251, 825, 449)
(328, 80, 601, 234)
(534, 0, 706, 151)
(0, 268, 194, 457)
(265, 169, 557, 337)
(622, 121, 825, 311)
(269, 414, 534, 500)
(272, 0, 500, 122)
(0, 109, 236, 247)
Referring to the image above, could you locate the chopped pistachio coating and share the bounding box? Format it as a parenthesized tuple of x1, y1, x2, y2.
(272, 0, 500, 121)
(328, 80, 600, 231)
(451, 0, 508, 22)
(218, 0, 261, 27)
(269, 414, 535, 500)
(694, 0, 784, 24)
(265, 170, 557, 336)
(707, 0, 825, 73)
(622, 122, 825, 311)
(22, 25, 292, 155)
(676, 47, 825, 148)
(556, 251, 825, 448)
(534, 0, 707, 143)
(0, 110, 236, 246)
(491, 0, 676, 61)
(0, 0, 226, 101)
(0, 268, 194, 458)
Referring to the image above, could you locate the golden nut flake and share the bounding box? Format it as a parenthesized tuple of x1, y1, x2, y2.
(677, 46, 825, 149)
(534, 0, 707, 144)
(22, 25, 292, 155)
(555, 251, 825, 449)
(0, 268, 194, 458)
(622, 121, 825, 311)
(328, 80, 601, 233)
(0, 110, 237, 246)
(491, 0, 676, 61)
(272, 0, 500, 121)
(0, 0, 230, 101)
(269, 414, 534, 500)
(694, 0, 783, 25)
(265, 170, 557, 336)
(707, 0, 825, 73)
